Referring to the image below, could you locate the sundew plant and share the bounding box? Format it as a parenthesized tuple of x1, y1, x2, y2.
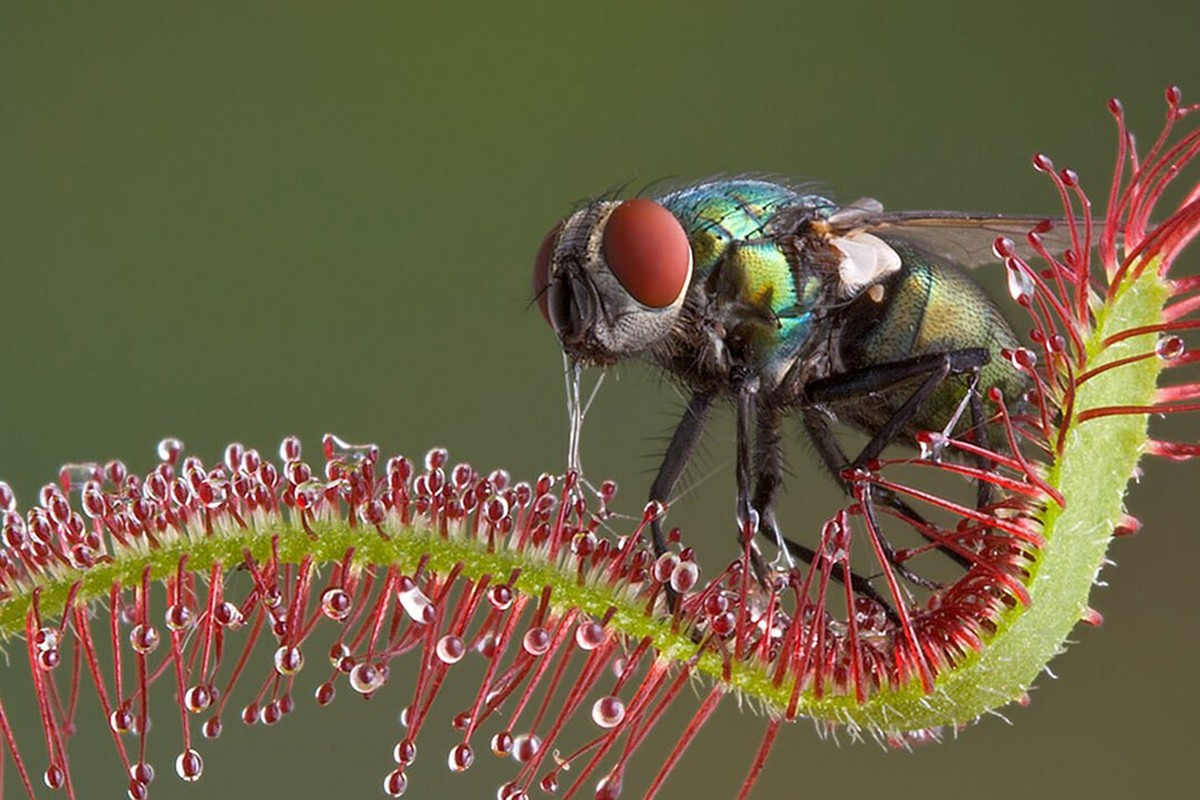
(0, 89, 1198, 800)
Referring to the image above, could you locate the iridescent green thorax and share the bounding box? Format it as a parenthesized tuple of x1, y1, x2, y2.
(658, 180, 834, 273)
(657, 180, 835, 383)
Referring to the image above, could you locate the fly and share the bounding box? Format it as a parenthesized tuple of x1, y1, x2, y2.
(532, 179, 1061, 601)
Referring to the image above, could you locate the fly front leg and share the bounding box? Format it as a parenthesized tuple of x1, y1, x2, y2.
(648, 392, 715, 561)
(733, 373, 771, 586)
(750, 404, 789, 566)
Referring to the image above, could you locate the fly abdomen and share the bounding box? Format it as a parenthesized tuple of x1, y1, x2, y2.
(829, 243, 1029, 443)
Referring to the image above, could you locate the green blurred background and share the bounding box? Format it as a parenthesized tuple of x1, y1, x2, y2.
(2, 2, 1198, 798)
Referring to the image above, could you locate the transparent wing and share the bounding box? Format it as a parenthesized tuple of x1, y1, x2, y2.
(828, 199, 1088, 268)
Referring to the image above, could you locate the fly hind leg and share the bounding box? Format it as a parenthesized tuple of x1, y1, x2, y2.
(801, 406, 950, 591)
(801, 348, 997, 584)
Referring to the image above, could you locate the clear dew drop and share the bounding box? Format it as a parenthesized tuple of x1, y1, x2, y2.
(325, 434, 377, 468)
(595, 769, 623, 800)
(164, 603, 194, 632)
(156, 437, 184, 463)
(36, 648, 60, 671)
(320, 587, 352, 621)
(522, 627, 551, 656)
(1006, 261, 1035, 303)
(183, 685, 213, 714)
(43, 764, 65, 789)
(511, 733, 541, 763)
(651, 552, 678, 584)
(398, 581, 436, 625)
(33, 626, 58, 652)
(109, 707, 134, 734)
(393, 738, 417, 766)
(129, 624, 160, 655)
(475, 633, 498, 659)
(383, 768, 409, 797)
(668, 561, 699, 594)
(200, 481, 227, 509)
(214, 601, 244, 629)
(263, 587, 284, 609)
(174, 749, 203, 782)
(273, 645, 304, 675)
(1007, 346, 1037, 370)
(591, 696, 626, 729)
(488, 584, 514, 610)
(435, 634, 466, 664)
(485, 495, 510, 523)
(349, 662, 385, 694)
(293, 480, 326, 510)
(314, 681, 336, 705)
(279, 435, 302, 462)
(129, 761, 155, 785)
(575, 620, 604, 650)
(259, 701, 282, 725)
(991, 236, 1016, 260)
(424, 447, 448, 471)
(490, 730, 514, 757)
(202, 717, 222, 739)
(447, 743, 474, 773)
(571, 530, 596, 556)
(329, 642, 350, 667)
(820, 516, 851, 562)
(1156, 335, 1186, 359)
(499, 780, 531, 800)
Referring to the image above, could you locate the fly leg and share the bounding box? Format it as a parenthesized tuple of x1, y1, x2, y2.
(804, 349, 990, 470)
(967, 376, 997, 511)
(802, 406, 948, 591)
(919, 369, 997, 510)
(648, 392, 715, 561)
(802, 348, 994, 582)
(751, 404, 788, 566)
(647, 392, 714, 612)
(754, 404, 901, 612)
(733, 373, 772, 587)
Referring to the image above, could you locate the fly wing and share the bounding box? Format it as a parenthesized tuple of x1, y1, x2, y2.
(828, 200, 1088, 268)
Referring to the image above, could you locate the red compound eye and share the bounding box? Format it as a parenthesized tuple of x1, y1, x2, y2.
(601, 199, 692, 308)
(532, 222, 563, 326)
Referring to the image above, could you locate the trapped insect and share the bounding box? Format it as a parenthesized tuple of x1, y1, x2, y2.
(533, 179, 1064, 597)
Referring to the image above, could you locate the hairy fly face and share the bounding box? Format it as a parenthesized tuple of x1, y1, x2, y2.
(533, 199, 694, 365)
